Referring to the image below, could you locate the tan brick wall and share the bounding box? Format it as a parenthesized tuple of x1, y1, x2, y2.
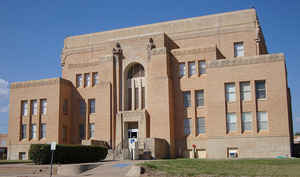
(7, 9, 293, 159)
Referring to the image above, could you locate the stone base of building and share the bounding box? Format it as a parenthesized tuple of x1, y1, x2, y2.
(113, 138, 169, 160)
(179, 136, 291, 159)
(7, 144, 31, 160)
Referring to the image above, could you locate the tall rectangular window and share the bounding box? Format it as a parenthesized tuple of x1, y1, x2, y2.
(89, 99, 95, 114)
(188, 61, 196, 76)
(179, 63, 186, 78)
(92, 72, 99, 86)
(257, 111, 268, 131)
(62, 126, 67, 142)
(183, 91, 191, 108)
(242, 112, 252, 131)
(40, 124, 46, 139)
(31, 100, 37, 115)
(128, 88, 132, 110)
(226, 113, 237, 132)
(184, 118, 192, 136)
(80, 100, 86, 116)
(135, 88, 139, 110)
(225, 83, 236, 102)
(76, 74, 82, 88)
(63, 99, 68, 115)
(30, 124, 37, 139)
(240, 82, 251, 101)
(197, 117, 205, 134)
(255, 80, 266, 99)
(234, 42, 244, 57)
(141, 87, 145, 109)
(79, 124, 85, 140)
(84, 73, 90, 87)
(89, 123, 95, 138)
(199, 60, 206, 74)
(195, 90, 204, 107)
(21, 124, 27, 139)
(21, 101, 28, 116)
(40, 99, 47, 115)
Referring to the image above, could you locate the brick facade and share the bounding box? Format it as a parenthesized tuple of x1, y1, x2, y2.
(7, 9, 293, 160)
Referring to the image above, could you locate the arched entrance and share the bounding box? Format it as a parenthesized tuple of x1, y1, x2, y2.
(125, 63, 145, 111)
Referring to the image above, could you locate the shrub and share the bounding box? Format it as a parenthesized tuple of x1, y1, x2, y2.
(29, 144, 108, 164)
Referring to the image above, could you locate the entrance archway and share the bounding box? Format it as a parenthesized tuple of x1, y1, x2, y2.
(125, 63, 145, 111)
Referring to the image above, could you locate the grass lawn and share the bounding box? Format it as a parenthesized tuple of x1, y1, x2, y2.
(0, 160, 32, 164)
(140, 158, 300, 177)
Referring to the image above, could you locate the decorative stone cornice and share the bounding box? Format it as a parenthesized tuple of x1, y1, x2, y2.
(208, 53, 284, 68)
(10, 78, 71, 89)
(171, 46, 216, 56)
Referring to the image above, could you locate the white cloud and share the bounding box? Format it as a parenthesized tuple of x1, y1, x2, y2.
(0, 79, 9, 97)
(0, 104, 9, 113)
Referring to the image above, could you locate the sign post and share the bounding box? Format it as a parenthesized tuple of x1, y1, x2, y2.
(50, 142, 56, 177)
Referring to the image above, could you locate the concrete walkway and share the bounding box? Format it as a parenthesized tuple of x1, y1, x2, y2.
(0, 160, 143, 177)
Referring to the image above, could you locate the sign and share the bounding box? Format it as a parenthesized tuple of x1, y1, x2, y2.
(51, 142, 56, 151)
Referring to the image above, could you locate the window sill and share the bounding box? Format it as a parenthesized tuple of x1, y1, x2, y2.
(256, 98, 267, 101)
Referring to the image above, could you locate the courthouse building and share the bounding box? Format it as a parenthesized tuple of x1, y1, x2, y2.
(7, 9, 294, 160)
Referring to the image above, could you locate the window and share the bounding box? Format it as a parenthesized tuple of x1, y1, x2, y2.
(80, 100, 86, 116)
(195, 90, 204, 107)
(226, 113, 237, 132)
(79, 124, 85, 140)
(240, 82, 251, 101)
(234, 42, 244, 57)
(183, 91, 191, 108)
(92, 72, 99, 86)
(62, 126, 67, 142)
(31, 100, 37, 115)
(135, 87, 139, 109)
(21, 124, 27, 139)
(257, 111, 268, 131)
(142, 87, 145, 109)
(40, 124, 46, 139)
(40, 99, 47, 115)
(228, 148, 239, 158)
(242, 112, 252, 131)
(30, 124, 37, 139)
(188, 61, 196, 76)
(84, 73, 90, 87)
(255, 80, 266, 99)
(63, 99, 68, 115)
(179, 63, 186, 78)
(19, 152, 26, 160)
(197, 117, 205, 134)
(89, 99, 95, 114)
(225, 83, 236, 102)
(199, 60, 206, 74)
(76, 74, 82, 88)
(184, 118, 192, 136)
(21, 101, 28, 116)
(89, 123, 95, 138)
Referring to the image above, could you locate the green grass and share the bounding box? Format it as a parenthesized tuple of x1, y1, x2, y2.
(140, 158, 300, 177)
(0, 160, 32, 164)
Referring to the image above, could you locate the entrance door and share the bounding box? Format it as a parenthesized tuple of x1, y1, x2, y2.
(128, 128, 138, 145)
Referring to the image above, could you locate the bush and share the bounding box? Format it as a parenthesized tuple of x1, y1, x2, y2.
(29, 144, 108, 164)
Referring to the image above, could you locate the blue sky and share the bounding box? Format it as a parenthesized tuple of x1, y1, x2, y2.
(0, 0, 299, 133)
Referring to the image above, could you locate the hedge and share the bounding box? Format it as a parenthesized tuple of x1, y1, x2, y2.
(29, 144, 108, 164)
